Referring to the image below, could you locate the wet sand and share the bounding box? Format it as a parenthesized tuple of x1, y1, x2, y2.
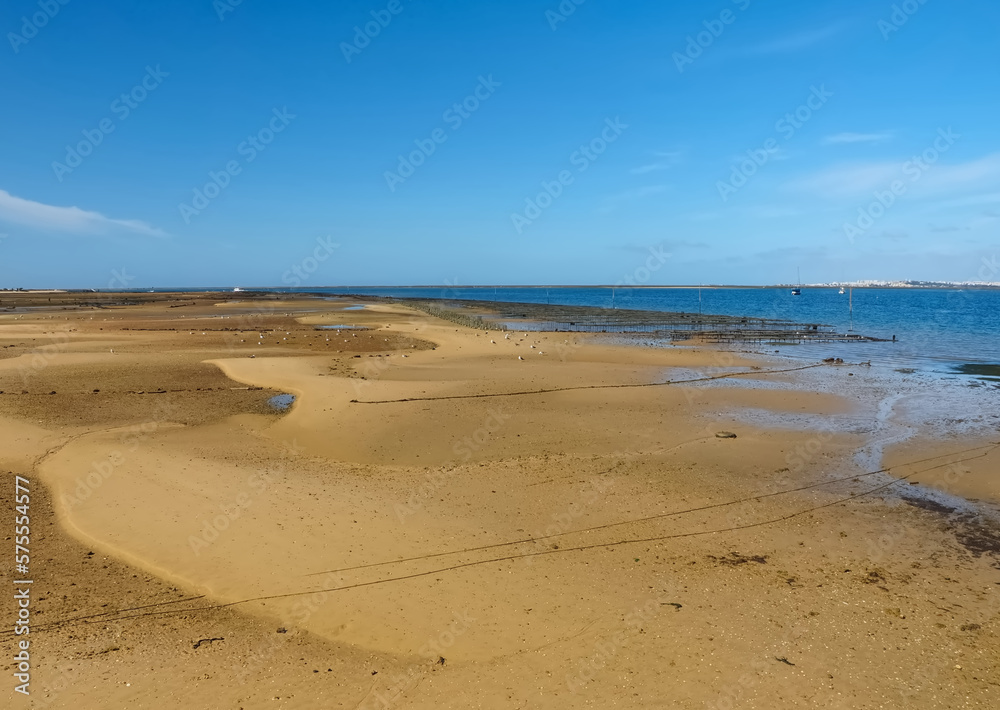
(1, 293, 998, 708)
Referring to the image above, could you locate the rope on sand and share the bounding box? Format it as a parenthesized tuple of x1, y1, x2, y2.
(13, 442, 997, 635)
(351, 362, 833, 404)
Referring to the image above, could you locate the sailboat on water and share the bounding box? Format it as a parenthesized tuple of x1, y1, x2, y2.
(791, 268, 802, 296)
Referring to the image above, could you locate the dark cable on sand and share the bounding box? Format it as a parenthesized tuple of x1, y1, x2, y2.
(302, 443, 999, 578)
(352, 362, 832, 404)
(13, 442, 996, 635)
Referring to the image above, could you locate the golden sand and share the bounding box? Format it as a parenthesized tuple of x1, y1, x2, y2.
(1, 294, 997, 708)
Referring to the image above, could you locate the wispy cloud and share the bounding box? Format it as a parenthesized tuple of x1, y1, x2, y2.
(823, 131, 894, 145)
(619, 240, 707, 253)
(929, 224, 964, 233)
(788, 153, 1000, 199)
(936, 192, 1000, 209)
(729, 146, 790, 163)
(686, 211, 722, 222)
(630, 151, 682, 175)
(789, 162, 902, 197)
(746, 205, 802, 219)
(0, 189, 164, 237)
(599, 185, 669, 213)
(743, 22, 848, 56)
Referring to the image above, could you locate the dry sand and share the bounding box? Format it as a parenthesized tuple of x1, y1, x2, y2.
(1, 293, 997, 708)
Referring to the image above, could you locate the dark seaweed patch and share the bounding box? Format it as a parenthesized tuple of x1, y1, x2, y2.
(903, 496, 1000, 566)
(952, 363, 1000, 381)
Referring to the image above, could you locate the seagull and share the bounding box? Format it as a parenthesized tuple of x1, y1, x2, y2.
(518, 356, 524, 360)
(490, 340, 496, 344)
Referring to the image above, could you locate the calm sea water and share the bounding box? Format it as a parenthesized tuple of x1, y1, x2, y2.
(312, 286, 1000, 375)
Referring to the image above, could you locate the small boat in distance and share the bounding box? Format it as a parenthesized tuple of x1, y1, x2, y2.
(839, 286, 846, 294)
(791, 268, 802, 295)
(791, 287, 801, 296)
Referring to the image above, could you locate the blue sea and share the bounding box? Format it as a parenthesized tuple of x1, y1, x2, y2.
(309, 286, 1000, 377)
(314, 287, 1000, 477)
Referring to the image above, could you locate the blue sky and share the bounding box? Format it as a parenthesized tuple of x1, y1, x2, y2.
(1, 0, 998, 288)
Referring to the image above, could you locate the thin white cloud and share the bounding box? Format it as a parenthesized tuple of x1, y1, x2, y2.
(743, 22, 848, 55)
(599, 185, 669, 213)
(934, 192, 1000, 210)
(630, 151, 683, 175)
(788, 153, 1000, 199)
(823, 132, 894, 145)
(747, 205, 802, 219)
(631, 163, 670, 175)
(686, 211, 722, 222)
(790, 162, 902, 197)
(0, 189, 164, 236)
(729, 146, 790, 163)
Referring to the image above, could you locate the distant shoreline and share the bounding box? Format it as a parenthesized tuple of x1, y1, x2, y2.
(4, 284, 1000, 293)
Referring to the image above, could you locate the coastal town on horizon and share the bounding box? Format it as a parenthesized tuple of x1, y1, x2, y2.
(5, 279, 1000, 294)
